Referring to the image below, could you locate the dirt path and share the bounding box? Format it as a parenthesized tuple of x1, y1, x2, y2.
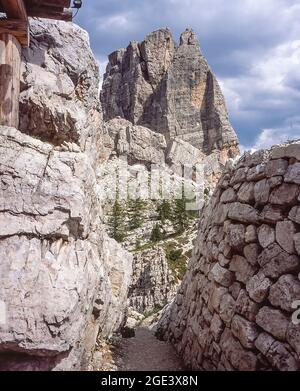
(114, 326, 184, 371)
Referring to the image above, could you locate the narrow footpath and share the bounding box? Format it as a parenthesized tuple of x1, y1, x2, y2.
(114, 326, 184, 371)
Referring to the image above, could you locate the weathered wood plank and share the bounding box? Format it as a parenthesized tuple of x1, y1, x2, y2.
(1, 0, 27, 20)
(0, 33, 21, 127)
(26, 6, 73, 21)
(0, 19, 29, 46)
(0, 1, 72, 17)
(25, 0, 71, 8)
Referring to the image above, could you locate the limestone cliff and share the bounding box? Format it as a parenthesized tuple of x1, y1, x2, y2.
(99, 28, 241, 320)
(101, 28, 239, 157)
(157, 142, 300, 371)
(0, 20, 132, 371)
(129, 247, 178, 314)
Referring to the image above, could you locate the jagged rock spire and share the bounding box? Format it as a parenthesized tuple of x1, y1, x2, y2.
(180, 28, 200, 47)
(101, 28, 239, 158)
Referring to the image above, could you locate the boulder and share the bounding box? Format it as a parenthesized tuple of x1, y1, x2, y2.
(269, 275, 300, 313)
(106, 118, 167, 165)
(256, 307, 289, 341)
(246, 273, 272, 303)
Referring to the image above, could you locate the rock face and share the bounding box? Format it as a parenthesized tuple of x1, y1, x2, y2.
(101, 28, 239, 156)
(0, 20, 132, 371)
(20, 19, 102, 165)
(104, 117, 167, 166)
(157, 142, 300, 371)
(129, 247, 178, 314)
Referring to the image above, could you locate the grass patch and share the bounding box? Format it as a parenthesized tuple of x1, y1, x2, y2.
(163, 241, 188, 281)
(143, 305, 163, 319)
(133, 242, 155, 252)
(184, 249, 193, 259)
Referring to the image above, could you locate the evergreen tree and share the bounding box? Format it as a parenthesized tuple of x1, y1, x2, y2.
(204, 187, 210, 202)
(107, 199, 126, 243)
(127, 198, 147, 230)
(135, 239, 142, 251)
(151, 223, 164, 242)
(157, 200, 172, 224)
(173, 197, 189, 234)
(171, 183, 200, 233)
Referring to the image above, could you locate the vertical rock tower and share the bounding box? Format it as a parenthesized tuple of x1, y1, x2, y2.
(101, 28, 239, 158)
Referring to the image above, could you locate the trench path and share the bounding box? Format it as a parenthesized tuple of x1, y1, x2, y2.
(114, 326, 184, 371)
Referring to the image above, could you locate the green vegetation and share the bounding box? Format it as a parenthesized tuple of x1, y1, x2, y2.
(107, 199, 127, 243)
(164, 241, 188, 281)
(143, 305, 163, 319)
(150, 223, 165, 242)
(127, 198, 147, 230)
(133, 242, 155, 252)
(172, 197, 190, 234)
(157, 200, 173, 224)
(167, 248, 183, 262)
(204, 187, 210, 202)
(106, 184, 200, 248)
(134, 239, 142, 251)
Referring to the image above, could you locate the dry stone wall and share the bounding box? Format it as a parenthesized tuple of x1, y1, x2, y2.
(157, 142, 300, 371)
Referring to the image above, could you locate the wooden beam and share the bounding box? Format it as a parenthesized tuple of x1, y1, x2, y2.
(0, 32, 21, 128)
(0, 19, 29, 46)
(26, 6, 73, 21)
(25, 0, 71, 8)
(1, 0, 27, 20)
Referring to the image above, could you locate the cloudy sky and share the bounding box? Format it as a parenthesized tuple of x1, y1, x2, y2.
(76, 0, 300, 150)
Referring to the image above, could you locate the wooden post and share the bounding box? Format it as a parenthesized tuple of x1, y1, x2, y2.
(0, 33, 21, 128)
(0, 0, 73, 127)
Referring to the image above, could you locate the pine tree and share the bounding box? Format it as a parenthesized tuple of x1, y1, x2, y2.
(135, 239, 142, 251)
(127, 198, 147, 230)
(157, 200, 172, 224)
(173, 197, 189, 234)
(151, 223, 164, 242)
(107, 199, 126, 243)
(204, 187, 210, 202)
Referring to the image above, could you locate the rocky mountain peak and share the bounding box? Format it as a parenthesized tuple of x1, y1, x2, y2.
(101, 27, 239, 158)
(180, 28, 200, 47)
(140, 28, 175, 85)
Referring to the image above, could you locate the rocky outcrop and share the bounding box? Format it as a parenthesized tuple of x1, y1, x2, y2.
(129, 247, 178, 314)
(20, 19, 102, 165)
(166, 138, 204, 168)
(101, 28, 239, 157)
(104, 118, 167, 166)
(0, 20, 132, 371)
(157, 142, 300, 371)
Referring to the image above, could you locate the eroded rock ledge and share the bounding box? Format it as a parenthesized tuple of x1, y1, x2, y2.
(157, 142, 300, 371)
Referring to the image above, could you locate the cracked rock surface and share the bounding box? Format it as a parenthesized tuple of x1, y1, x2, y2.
(0, 19, 132, 371)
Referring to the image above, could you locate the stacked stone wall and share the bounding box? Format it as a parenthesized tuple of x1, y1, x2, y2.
(157, 142, 300, 371)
